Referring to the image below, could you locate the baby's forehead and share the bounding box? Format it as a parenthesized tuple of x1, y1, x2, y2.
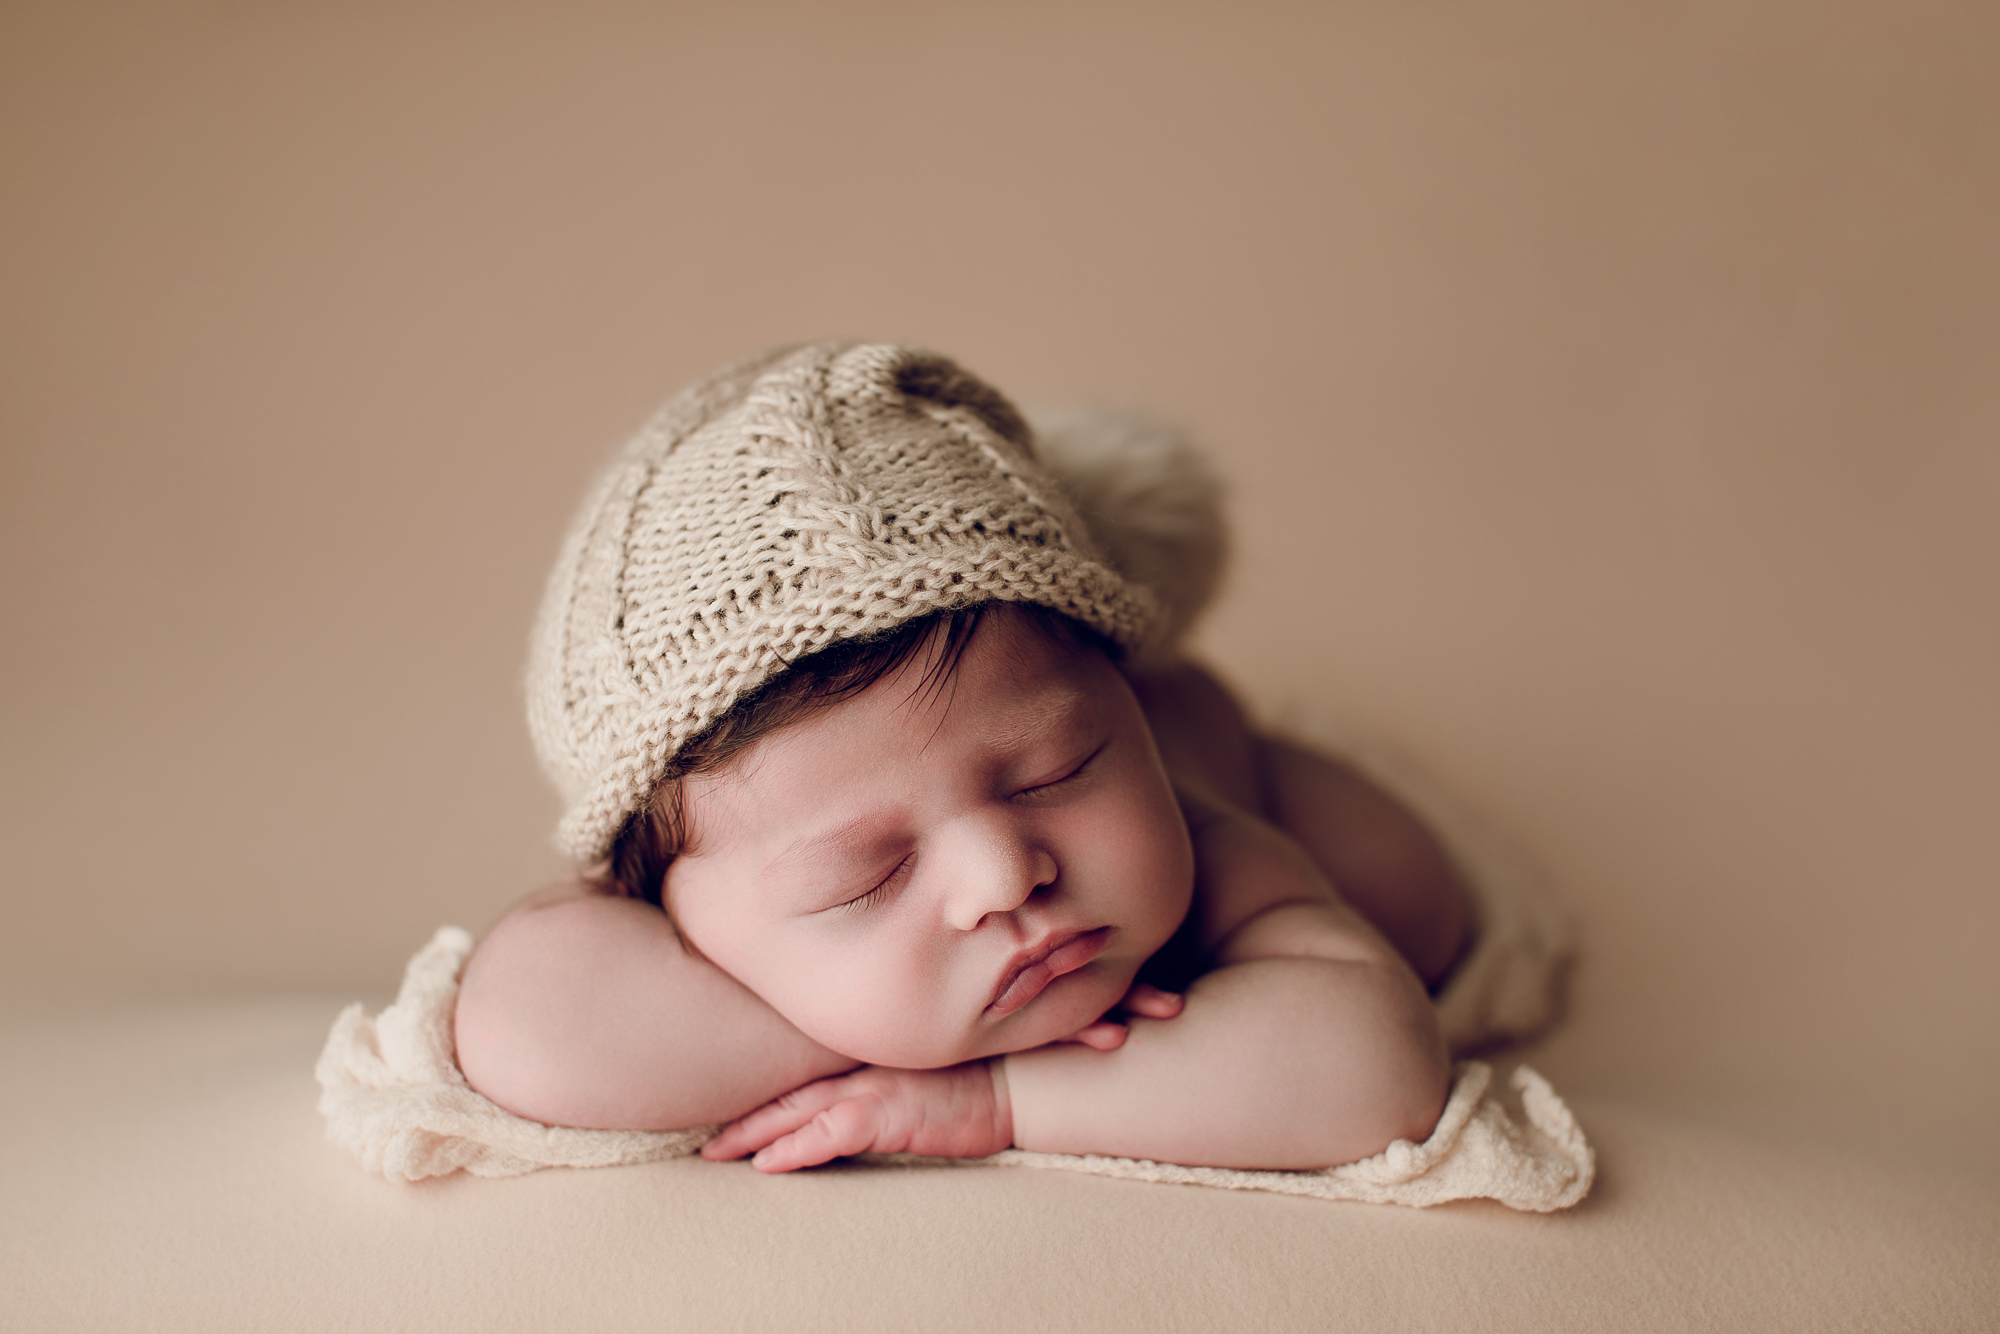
(911, 609, 1122, 734)
(687, 612, 1129, 828)
(807, 626, 1113, 764)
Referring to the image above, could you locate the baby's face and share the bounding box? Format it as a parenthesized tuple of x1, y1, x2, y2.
(664, 605, 1194, 1069)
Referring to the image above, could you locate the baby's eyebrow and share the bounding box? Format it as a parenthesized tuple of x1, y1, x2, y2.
(761, 815, 901, 893)
(980, 685, 1092, 757)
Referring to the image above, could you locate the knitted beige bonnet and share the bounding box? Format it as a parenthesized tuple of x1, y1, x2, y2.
(527, 342, 1160, 863)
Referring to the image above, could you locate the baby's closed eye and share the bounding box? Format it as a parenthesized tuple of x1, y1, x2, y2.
(834, 851, 916, 913)
(1013, 740, 1108, 801)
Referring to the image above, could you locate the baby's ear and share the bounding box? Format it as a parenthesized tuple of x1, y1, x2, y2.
(1031, 409, 1229, 660)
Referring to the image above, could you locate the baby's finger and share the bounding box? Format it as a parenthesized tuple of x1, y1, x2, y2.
(1065, 1018, 1129, 1051)
(1120, 983, 1184, 1020)
(702, 1104, 800, 1160)
(701, 1080, 848, 1160)
(751, 1095, 886, 1173)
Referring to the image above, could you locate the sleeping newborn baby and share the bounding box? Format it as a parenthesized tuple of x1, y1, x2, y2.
(454, 343, 1470, 1172)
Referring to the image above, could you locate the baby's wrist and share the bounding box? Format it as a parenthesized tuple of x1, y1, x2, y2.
(987, 1057, 1016, 1150)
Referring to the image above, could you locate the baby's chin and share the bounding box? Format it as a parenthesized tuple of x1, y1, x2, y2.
(816, 967, 1134, 1069)
(971, 961, 1139, 1060)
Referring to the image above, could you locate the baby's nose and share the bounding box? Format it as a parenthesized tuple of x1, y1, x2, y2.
(943, 829, 1057, 932)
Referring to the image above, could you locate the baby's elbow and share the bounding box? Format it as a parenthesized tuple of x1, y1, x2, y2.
(453, 925, 594, 1127)
(452, 899, 674, 1130)
(1381, 1005, 1452, 1151)
(1312, 965, 1452, 1166)
(1367, 1021, 1452, 1156)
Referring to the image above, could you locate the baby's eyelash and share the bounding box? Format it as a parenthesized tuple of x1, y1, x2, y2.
(1021, 743, 1106, 796)
(837, 853, 914, 913)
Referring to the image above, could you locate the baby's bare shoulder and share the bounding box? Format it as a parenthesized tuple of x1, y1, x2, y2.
(1178, 789, 1396, 966)
(1178, 791, 1323, 939)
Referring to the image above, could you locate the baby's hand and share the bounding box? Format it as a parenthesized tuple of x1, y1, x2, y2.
(1055, 982, 1185, 1051)
(701, 1063, 1013, 1173)
(700, 985, 1185, 1172)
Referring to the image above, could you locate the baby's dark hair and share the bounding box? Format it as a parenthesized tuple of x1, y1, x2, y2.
(600, 601, 1112, 908)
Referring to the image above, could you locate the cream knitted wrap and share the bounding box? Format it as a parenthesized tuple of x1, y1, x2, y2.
(529, 343, 1159, 863)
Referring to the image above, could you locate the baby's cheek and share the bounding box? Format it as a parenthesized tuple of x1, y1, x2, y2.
(791, 975, 956, 1067)
(1134, 812, 1197, 942)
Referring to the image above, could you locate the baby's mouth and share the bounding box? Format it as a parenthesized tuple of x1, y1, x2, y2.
(986, 927, 1111, 1017)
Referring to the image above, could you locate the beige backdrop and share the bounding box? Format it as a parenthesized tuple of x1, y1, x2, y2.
(3, 0, 1995, 1206)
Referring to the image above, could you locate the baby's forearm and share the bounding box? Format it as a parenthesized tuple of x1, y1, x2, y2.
(456, 891, 859, 1131)
(1000, 955, 1448, 1169)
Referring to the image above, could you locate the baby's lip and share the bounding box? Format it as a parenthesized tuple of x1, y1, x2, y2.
(986, 927, 1111, 1017)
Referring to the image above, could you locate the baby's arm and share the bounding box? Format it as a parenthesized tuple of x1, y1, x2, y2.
(455, 881, 859, 1130)
(998, 791, 1449, 1166)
